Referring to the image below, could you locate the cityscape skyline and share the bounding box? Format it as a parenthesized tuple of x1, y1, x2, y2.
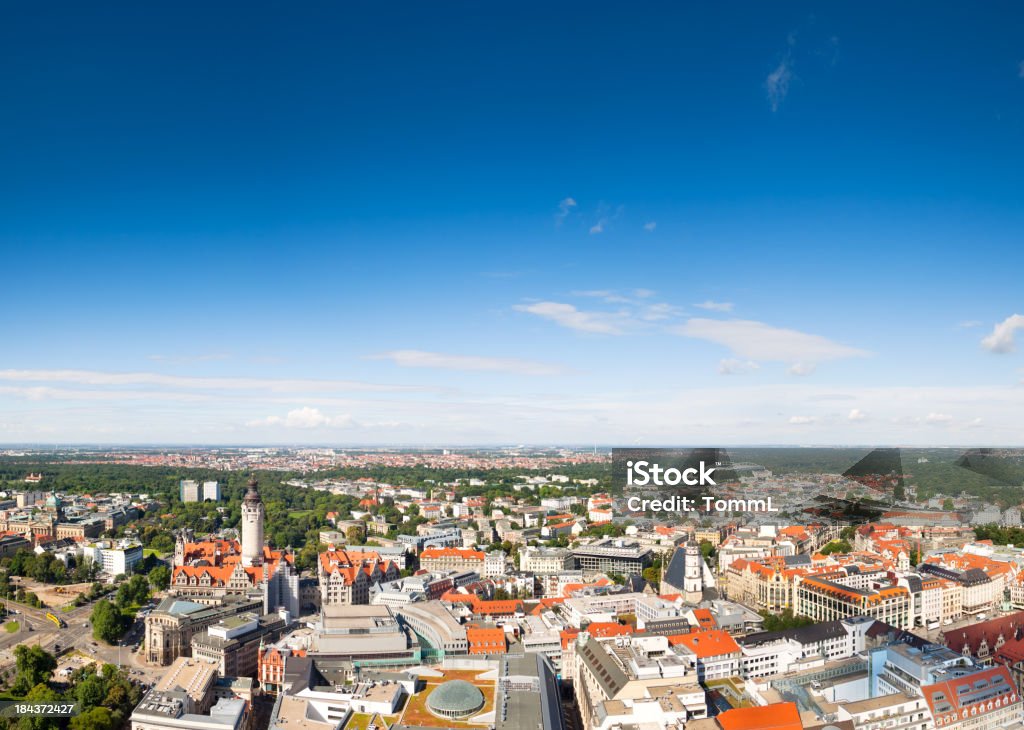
(3, 4, 1024, 445)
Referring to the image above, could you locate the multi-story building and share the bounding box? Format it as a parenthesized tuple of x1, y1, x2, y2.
(737, 616, 875, 679)
(317, 548, 399, 606)
(129, 656, 248, 730)
(145, 595, 265, 666)
(795, 574, 912, 629)
(170, 482, 301, 617)
(921, 665, 1023, 730)
(571, 539, 653, 577)
(419, 547, 486, 574)
(82, 539, 143, 576)
(395, 601, 468, 657)
(520, 546, 574, 574)
(573, 634, 707, 729)
(189, 612, 286, 678)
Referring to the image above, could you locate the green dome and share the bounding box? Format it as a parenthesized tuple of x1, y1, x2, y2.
(426, 679, 485, 719)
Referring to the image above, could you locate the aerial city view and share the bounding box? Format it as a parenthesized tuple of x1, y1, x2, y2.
(3, 3, 1024, 730)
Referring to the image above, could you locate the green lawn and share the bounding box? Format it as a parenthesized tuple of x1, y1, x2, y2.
(287, 510, 313, 518)
(143, 549, 165, 559)
(61, 603, 76, 613)
(4, 621, 18, 633)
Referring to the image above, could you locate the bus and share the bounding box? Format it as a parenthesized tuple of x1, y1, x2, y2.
(45, 612, 65, 629)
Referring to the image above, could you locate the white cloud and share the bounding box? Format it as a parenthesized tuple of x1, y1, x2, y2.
(555, 197, 577, 225)
(0, 369, 425, 393)
(788, 362, 817, 377)
(370, 350, 568, 376)
(674, 318, 869, 368)
(981, 314, 1024, 353)
(765, 58, 793, 112)
(694, 300, 734, 313)
(925, 412, 953, 424)
(643, 222, 657, 232)
(514, 302, 627, 334)
(848, 408, 867, 421)
(718, 359, 760, 375)
(572, 289, 632, 304)
(0, 385, 210, 402)
(639, 303, 683, 322)
(958, 320, 982, 329)
(788, 415, 816, 424)
(633, 289, 656, 299)
(589, 221, 604, 235)
(247, 407, 355, 429)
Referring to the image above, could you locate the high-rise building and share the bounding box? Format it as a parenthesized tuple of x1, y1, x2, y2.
(240, 477, 265, 568)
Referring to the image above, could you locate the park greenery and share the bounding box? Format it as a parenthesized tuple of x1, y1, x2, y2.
(1, 645, 142, 730)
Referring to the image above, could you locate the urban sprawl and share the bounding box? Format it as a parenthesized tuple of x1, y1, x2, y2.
(2, 447, 1024, 730)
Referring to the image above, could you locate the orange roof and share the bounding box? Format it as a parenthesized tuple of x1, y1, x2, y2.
(466, 626, 507, 654)
(472, 599, 523, 615)
(716, 702, 802, 730)
(669, 629, 740, 659)
(692, 608, 717, 630)
(586, 622, 636, 638)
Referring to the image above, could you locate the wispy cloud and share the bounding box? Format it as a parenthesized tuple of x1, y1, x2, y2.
(848, 408, 867, 421)
(514, 302, 628, 335)
(787, 362, 817, 377)
(788, 415, 816, 425)
(555, 197, 577, 226)
(643, 222, 657, 232)
(674, 318, 869, 371)
(588, 203, 622, 235)
(0, 369, 427, 393)
(369, 350, 569, 376)
(925, 412, 953, 424)
(958, 320, 983, 329)
(694, 300, 734, 313)
(765, 58, 793, 112)
(247, 407, 355, 429)
(516, 290, 683, 335)
(0, 385, 211, 402)
(765, 32, 797, 112)
(718, 359, 760, 375)
(981, 314, 1024, 353)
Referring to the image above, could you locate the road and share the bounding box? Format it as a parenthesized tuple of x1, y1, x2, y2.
(0, 598, 165, 685)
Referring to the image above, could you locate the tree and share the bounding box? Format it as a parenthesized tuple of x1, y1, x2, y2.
(699, 540, 716, 560)
(641, 566, 660, 590)
(12, 645, 57, 696)
(75, 673, 107, 708)
(759, 609, 814, 632)
(942, 498, 955, 511)
(115, 574, 148, 608)
(70, 707, 117, 730)
(18, 683, 63, 730)
(820, 540, 853, 556)
(90, 600, 124, 644)
(148, 565, 171, 591)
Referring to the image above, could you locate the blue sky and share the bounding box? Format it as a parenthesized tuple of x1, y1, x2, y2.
(2, 2, 1024, 445)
